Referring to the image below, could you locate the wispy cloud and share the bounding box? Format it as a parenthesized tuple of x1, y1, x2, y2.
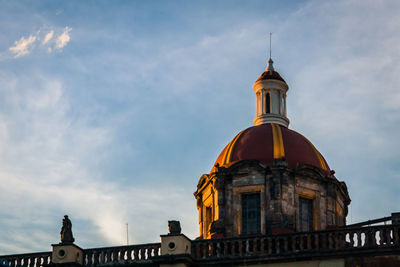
(56, 27, 71, 49)
(9, 35, 37, 58)
(7, 27, 72, 58)
(42, 30, 54, 45)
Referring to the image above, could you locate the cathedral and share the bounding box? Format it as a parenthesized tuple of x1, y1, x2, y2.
(1, 54, 399, 267)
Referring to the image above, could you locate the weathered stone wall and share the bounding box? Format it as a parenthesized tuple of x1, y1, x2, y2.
(194, 160, 350, 238)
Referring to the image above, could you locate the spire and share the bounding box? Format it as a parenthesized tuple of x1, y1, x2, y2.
(266, 32, 274, 71)
(266, 58, 274, 71)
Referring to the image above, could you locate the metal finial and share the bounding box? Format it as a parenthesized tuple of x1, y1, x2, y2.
(269, 32, 272, 59)
(266, 33, 274, 71)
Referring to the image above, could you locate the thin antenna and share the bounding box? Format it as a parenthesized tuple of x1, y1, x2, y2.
(269, 32, 272, 59)
(126, 223, 129, 245)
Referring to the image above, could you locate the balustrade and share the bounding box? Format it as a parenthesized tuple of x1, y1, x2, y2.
(191, 224, 400, 260)
(83, 243, 160, 265)
(1, 224, 399, 266)
(0, 252, 51, 267)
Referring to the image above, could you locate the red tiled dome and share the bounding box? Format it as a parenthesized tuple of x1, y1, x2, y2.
(213, 123, 330, 173)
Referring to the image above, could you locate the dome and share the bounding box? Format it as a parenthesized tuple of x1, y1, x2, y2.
(213, 123, 330, 173)
(256, 70, 286, 83)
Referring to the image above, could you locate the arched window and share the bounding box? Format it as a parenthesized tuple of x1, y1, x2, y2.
(265, 92, 271, 114)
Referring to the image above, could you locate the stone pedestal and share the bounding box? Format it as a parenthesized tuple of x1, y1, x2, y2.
(158, 234, 192, 267)
(160, 234, 191, 255)
(51, 243, 83, 265)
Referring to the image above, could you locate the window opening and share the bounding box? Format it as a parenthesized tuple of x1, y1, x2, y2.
(205, 207, 212, 233)
(299, 197, 314, 232)
(242, 193, 261, 234)
(265, 93, 271, 113)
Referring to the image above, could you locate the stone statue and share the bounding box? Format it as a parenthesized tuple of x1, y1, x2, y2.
(168, 220, 181, 235)
(60, 215, 75, 244)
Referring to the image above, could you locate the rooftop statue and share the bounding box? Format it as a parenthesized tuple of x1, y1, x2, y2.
(60, 215, 75, 244)
(168, 220, 181, 235)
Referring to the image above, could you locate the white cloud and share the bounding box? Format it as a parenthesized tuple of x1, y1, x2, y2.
(56, 27, 72, 50)
(42, 30, 54, 45)
(9, 35, 37, 58)
(7, 27, 71, 58)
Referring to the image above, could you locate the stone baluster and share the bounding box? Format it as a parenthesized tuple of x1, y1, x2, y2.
(110, 249, 115, 262)
(394, 226, 399, 244)
(126, 248, 132, 261)
(379, 229, 384, 246)
(282, 237, 288, 253)
(349, 231, 355, 248)
(202, 243, 207, 259)
(328, 233, 333, 249)
(196, 243, 201, 259)
(276, 237, 281, 255)
(237, 240, 242, 257)
(260, 237, 265, 253)
(207, 241, 215, 257)
(292, 235, 297, 252)
(315, 233, 320, 250)
(333, 232, 339, 249)
(267, 237, 272, 255)
(306, 234, 311, 250)
(356, 230, 362, 248)
(85, 251, 92, 265)
(147, 246, 152, 258)
(223, 240, 228, 256)
(133, 247, 139, 260)
(138, 247, 143, 260)
(340, 231, 345, 249)
(120, 249, 126, 261)
(107, 249, 112, 263)
(386, 228, 392, 245)
(216, 241, 222, 258)
(94, 250, 100, 264)
(100, 250, 105, 263)
(299, 235, 304, 251)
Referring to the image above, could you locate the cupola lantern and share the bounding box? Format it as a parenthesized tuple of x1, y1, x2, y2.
(253, 57, 289, 127)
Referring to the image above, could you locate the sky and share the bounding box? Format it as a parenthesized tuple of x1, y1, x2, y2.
(0, 0, 399, 254)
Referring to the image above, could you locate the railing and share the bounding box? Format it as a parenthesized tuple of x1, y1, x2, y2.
(83, 243, 161, 265)
(0, 251, 51, 267)
(0, 243, 161, 267)
(192, 224, 400, 261)
(2, 224, 400, 266)
(344, 215, 393, 228)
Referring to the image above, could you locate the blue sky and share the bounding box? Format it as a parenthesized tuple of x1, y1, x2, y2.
(0, 0, 400, 254)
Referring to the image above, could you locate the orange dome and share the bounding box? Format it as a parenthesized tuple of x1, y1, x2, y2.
(213, 123, 330, 173)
